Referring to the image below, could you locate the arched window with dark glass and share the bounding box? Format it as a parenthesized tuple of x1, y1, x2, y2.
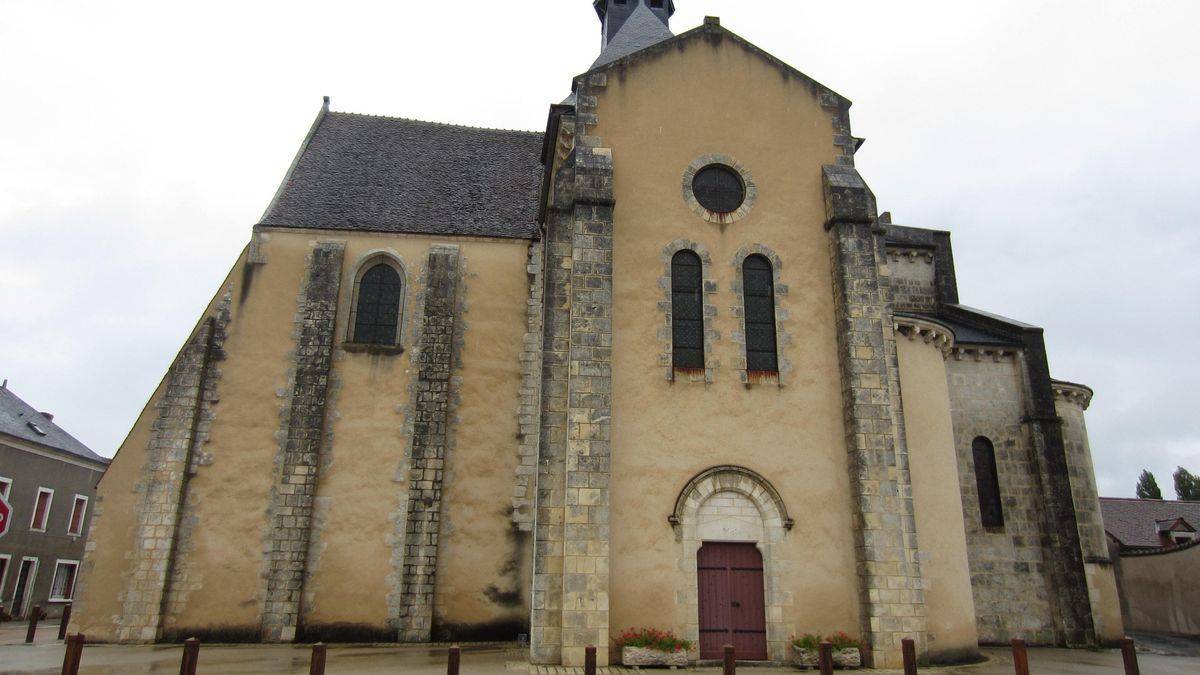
(742, 254, 778, 373)
(972, 436, 1005, 528)
(352, 262, 403, 345)
(671, 250, 704, 370)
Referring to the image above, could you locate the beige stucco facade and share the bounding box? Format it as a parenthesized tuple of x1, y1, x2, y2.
(73, 231, 532, 642)
(71, 4, 1117, 669)
(598, 35, 860, 663)
(895, 322, 979, 662)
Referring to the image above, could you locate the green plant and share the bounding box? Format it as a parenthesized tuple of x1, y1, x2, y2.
(791, 632, 862, 651)
(614, 628, 693, 652)
(792, 633, 821, 651)
(828, 631, 861, 650)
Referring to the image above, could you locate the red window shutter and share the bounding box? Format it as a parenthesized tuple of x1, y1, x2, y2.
(33, 492, 50, 528)
(69, 498, 86, 534)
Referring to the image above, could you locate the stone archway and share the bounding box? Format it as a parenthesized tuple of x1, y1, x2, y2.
(670, 466, 794, 662)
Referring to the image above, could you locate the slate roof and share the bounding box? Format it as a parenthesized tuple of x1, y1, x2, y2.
(0, 385, 108, 464)
(593, 2, 674, 68)
(1100, 497, 1200, 548)
(259, 112, 545, 240)
(916, 314, 1020, 346)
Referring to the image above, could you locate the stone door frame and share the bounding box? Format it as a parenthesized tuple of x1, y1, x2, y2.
(671, 466, 794, 662)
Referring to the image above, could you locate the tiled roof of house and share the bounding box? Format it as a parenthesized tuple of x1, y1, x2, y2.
(259, 112, 544, 240)
(1099, 497, 1200, 548)
(0, 385, 108, 464)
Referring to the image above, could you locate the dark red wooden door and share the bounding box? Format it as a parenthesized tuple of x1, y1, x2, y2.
(697, 542, 767, 660)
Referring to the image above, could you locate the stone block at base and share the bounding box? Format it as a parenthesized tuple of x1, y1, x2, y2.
(622, 646, 690, 667)
(792, 646, 861, 669)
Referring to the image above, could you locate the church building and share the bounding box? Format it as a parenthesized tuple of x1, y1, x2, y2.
(71, 2, 1123, 667)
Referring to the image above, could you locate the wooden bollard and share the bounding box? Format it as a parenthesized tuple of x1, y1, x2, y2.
(818, 641, 833, 675)
(448, 645, 461, 675)
(309, 642, 327, 675)
(902, 637, 918, 675)
(723, 644, 735, 675)
(1121, 637, 1140, 675)
(26, 605, 43, 643)
(180, 637, 200, 675)
(1010, 638, 1029, 675)
(61, 633, 85, 675)
(584, 645, 596, 675)
(58, 604, 72, 640)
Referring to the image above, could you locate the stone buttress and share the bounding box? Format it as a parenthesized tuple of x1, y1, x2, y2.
(115, 293, 231, 642)
(260, 241, 345, 642)
(532, 72, 616, 668)
(396, 245, 465, 641)
(823, 164, 928, 668)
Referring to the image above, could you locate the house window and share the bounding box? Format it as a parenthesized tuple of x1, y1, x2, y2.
(11, 557, 38, 618)
(742, 255, 778, 374)
(49, 560, 79, 602)
(972, 437, 1005, 528)
(0, 555, 9, 596)
(30, 487, 53, 532)
(67, 495, 88, 536)
(671, 250, 705, 370)
(349, 260, 405, 346)
(0, 476, 10, 500)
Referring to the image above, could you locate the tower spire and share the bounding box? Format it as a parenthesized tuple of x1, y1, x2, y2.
(591, 0, 675, 68)
(594, 0, 674, 49)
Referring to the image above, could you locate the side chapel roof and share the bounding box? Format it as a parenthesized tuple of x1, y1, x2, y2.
(259, 110, 544, 240)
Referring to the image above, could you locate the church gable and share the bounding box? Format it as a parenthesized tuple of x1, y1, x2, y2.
(582, 17, 853, 132)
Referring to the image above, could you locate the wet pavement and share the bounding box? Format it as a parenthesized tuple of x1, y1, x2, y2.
(1, 623, 1197, 674)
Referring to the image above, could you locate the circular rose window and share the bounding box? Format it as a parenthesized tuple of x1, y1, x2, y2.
(691, 164, 746, 214)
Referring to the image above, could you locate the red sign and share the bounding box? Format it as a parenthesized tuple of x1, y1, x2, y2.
(0, 494, 11, 539)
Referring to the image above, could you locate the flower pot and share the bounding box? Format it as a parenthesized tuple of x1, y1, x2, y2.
(792, 645, 861, 669)
(833, 647, 862, 668)
(622, 646, 690, 667)
(792, 646, 819, 668)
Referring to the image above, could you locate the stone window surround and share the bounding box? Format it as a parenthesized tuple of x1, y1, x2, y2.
(29, 486, 53, 532)
(729, 245, 790, 385)
(343, 249, 410, 351)
(682, 154, 758, 225)
(657, 240, 720, 383)
(670, 466, 794, 663)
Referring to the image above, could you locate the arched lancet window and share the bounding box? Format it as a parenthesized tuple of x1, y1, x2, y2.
(671, 250, 704, 370)
(742, 255, 778, 373)
(352, 262, 404, 345)
(972, 436, 1005, 528)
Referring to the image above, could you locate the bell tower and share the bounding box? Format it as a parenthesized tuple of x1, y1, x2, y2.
(594, 0, 674, 49)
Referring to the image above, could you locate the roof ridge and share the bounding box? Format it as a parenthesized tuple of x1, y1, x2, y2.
(1102, 496, 1200, 505)
(328, 110, 542, 136)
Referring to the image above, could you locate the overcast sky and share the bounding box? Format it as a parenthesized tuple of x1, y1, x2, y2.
(1, 0, 1197, 498)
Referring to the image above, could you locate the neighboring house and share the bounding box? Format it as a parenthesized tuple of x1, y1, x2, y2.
(71, 2, 1121, 668)
(1100, 497, 1200, 636)
(1100, 497, 1200, 551)
(0, 381, 109, 619)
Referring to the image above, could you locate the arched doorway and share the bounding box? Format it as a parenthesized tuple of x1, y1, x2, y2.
(698, 542, 767, 660)
(671, 466, 794, 662)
